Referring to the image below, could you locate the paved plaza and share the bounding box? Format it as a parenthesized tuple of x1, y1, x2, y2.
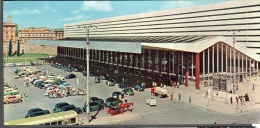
(4, 63, 260, 125)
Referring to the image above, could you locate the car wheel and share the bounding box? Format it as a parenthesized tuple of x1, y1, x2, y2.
(78, 110, 82, 114)
(12, 100, 16, 104)
(5, 101, 9, 104)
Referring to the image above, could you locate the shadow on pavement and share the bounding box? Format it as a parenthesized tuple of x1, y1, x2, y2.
(89, 108, 102, 123)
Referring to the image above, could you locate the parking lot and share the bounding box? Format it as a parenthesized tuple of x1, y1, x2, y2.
(4, 64, 260, 125)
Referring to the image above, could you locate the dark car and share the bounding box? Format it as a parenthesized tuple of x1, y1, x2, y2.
(90, 97, 104, 105)
(53, 102, 70, 113)
(65, 74, 76, 79)
(71, 68, 79, 72)
(25, 108, 50, 118)
(99, 74, 107, 80)
(133, 85, 144, 91)
(82, 102, 104, 112)
(118, 83, 128, 89)
(94, 77, 100, 83)
(111, 91, 124, 99)
(105, 97, 123, 107)
(106, 78, 116, 86)
(122, 87, 134, 96)
(83, 71, 94, 77)
(60, 104, 82, 114)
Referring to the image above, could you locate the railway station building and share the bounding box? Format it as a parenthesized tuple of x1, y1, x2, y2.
(30, 0, 260, 89)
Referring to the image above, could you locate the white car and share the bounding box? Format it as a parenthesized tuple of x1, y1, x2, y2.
(146, 98, 156, 106)
(56, 75, 65, 80)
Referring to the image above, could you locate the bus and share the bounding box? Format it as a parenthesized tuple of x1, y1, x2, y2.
(4, 110, 79, 125)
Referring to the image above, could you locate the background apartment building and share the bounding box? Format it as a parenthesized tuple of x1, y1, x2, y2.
(18, 27, 64, 55)
(3, 16, 16, 53)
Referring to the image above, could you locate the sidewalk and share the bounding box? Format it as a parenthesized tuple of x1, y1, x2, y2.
(166, 78, 260, 115)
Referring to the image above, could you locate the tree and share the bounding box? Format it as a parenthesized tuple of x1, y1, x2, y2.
(17, 40, 20, 56)
(8, 40, 12, 56)
(15, 24, 19, 37)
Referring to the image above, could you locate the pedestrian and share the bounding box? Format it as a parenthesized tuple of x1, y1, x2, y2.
(252, 84, 254, 90)
(24, 90, 27, 98)
(236, 84, 238, 91)
(178, 92, 181, 100)
(205, 91, 208, 98)
(189, 95, 191, 103)
(230, 96, 233, 104)
(170, 92, 173, 100)
(236, 96, 238, 104)
(24, 81, 26, 87)
(125, 96, 128, 103)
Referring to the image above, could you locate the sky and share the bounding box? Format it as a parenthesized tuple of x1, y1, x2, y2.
(3, 0, 231, 30)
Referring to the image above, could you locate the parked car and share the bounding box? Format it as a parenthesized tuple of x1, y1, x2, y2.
(133, 85, 144, 91)
(106, 78, 116, 86)
(105, 97, 123, 107)
(90, 97, 104, 104)
(94, 77, 100, 83)
(4, 95, 23, 104)
(4, 92, 22, 99)
(99, 74, 107, 80)
(4, 88, 18, 96)
(118, 83, 128, 89)
(25, 108, 50, 118)
(56, 75, 65, 80)
(122, 88, 134, 96)
(146, 98, 156, 106)
(111, 91, 124, 99)
(66, 74, 76, 79)
(71, 68, 79, 72)
(82, 102, 104, 112)
(53, 102, 70, 113)
(60, 104, 82, 114)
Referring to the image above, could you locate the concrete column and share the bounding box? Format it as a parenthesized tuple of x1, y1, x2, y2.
(230, 46, 232, 73)
(221, 42, 223, 73)
(167, 51, 170, 82)
(242, 54, 244, 73)
(250, 58, 252, 80)
(238, 52, 240, 74)
(159, 50, 162, 75)
(182, 52, 183, 76)
(212, 45, 214, 74)
(185, 52, 189, 87)
(172, 51, 175, 75)
(225, 45, 228, 73)
(151, 50, 155, 79)
(203, 51, 205, 81)
(176, 52, 179, 83)
(195, 53, 200, 89)
(217, 43, 219, 74)
(207, 49, 209, 75)
(257, 61, 259, 79)
(192, 53, 194, 76)
(246, 56, 247, 80)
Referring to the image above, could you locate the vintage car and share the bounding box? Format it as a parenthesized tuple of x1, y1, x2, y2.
(82, 102, 104, 112)
(105, 97, 123, 107)
(99, 74, 107, 80)
(122, 88, 134, 96)
(65, 74, 76, 79)
(118, 83, 128, 89)
(90, 97, 104, 104)
(146, 98, 156, 106)
(53, 102, 70, 112)
(59, 104, 82, 114)
(4, 92, 22, 99)
(4, 88, 18, 96)
(106, 78, 116, 86)
(13, 75, 20, 79)
(25, 108, 50, 118)
(112, 91, 124, 99)
(94, 77, 100, 83)
(133, 85, 145, 91)
(56, 75, 65, 81)
(4, 95, 23, 104)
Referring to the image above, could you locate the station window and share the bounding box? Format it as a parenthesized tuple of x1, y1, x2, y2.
(58, 121, 62, 125)
(71, 118, 76, 123)
(51, 121, 57, 125)
(44, 123, 51, 125)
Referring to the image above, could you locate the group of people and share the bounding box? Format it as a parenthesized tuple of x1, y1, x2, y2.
(230, 93, 249, 105)
(169, 92, 191, 103)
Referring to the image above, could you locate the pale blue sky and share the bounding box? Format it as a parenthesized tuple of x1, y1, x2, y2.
(3, 0, 230, 30)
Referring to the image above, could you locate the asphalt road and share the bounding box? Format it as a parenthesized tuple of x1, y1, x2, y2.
(4, 65, 260, 125)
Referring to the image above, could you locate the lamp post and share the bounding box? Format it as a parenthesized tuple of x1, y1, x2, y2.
(78, 24, 97, 123)
(25, 34, 28, 73)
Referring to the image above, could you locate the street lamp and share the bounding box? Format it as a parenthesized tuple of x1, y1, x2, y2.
(228, 30, 240, 94)
(25, 34, 28, 73)
(78, 24, 97, 123)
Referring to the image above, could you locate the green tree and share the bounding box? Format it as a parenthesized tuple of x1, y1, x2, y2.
(17, 40, 20, 56)
(8, 40, 12, 56)
(15, 24, 19, 37)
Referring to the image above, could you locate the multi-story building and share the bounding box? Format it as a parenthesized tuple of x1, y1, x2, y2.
(3, 17, 16, 53)
(18, 27, 64, 55)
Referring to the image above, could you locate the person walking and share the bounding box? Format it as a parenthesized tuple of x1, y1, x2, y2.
(236, 96, 238, 104)
(230, 96, 233, 104)
(170, 92, 173, 100)
(189, 95, 191, 103)
(236, 85, 238, 91)
(124, 96, 128, 103)
(23, 90, 27, 98)
(252, 84, 255, 90)
(178, 92, 181, 100)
